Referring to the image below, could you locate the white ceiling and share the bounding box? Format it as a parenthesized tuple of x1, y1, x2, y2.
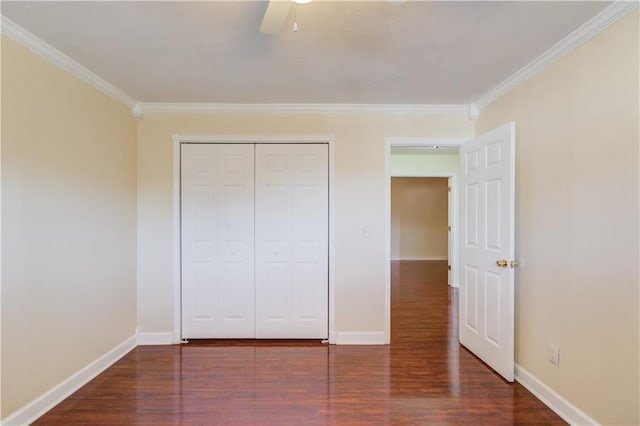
(2, 1, 610, 104)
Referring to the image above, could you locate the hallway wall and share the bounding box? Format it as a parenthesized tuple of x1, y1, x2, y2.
(391, 178, 448, 261)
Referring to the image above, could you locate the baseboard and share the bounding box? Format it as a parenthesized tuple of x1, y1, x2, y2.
(515, 364, 599, 426)
(335, 331, 388, 345)
(2, 333, 138, 426)
(390, 256, 448, 261)
(137, 331, 177, 345)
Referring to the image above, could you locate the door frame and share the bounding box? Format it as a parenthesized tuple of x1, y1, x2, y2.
(172, 134, 336, 344)
(384, 137, 466, 343)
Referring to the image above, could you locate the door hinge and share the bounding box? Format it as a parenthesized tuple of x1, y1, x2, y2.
(448, 186, 451, 192)
(448, 265, 452, 271)
(448, 225, 452, 232)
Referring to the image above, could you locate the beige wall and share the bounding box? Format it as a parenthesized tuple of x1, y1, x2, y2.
(1, 37, 138, 418)
(476, 11, 639, 425)
(391, 178, 448, 260)
(137, 113, 473, 335)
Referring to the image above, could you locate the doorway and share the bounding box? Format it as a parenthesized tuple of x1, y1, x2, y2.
(384, 138, 464, 342)
(385, 124, 516, 380)
(390, 177, 453, 343)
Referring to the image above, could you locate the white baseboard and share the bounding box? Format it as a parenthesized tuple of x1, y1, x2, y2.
(515, 364, 599, 426)
(335, 331, 388, 345)
(2, 333, 138, 426)
(137, 331, 177, 345)
(390, 256, 448, 261)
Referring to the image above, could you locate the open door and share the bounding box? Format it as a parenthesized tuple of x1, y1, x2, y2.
(459, 123, 516, 381)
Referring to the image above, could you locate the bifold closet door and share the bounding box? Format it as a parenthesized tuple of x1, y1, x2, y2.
(255, 144, 329, 338)
(181, 144, 255, 339)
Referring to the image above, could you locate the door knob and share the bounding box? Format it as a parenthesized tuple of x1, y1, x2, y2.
(496, 259, 508, 268)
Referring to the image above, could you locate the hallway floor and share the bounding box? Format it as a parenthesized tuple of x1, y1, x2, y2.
(34, 261, 564, 425)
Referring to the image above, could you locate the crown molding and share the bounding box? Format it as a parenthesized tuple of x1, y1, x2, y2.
(475, 1, 639, 109)
(467, 103, 479, 122)
(132, 103, 144, 121)
(138, 102, 470, 115)
(4, 1, 635, 117)
(1, 16, 137, 108)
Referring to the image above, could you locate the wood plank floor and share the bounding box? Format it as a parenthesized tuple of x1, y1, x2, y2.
(34, 261, 564, 425)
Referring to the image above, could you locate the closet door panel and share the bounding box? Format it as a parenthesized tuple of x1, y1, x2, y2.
(255, 144, 329, 338)
(181, 144, 255, 338)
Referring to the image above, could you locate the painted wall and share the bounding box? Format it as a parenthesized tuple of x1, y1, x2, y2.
(1, 37, 138, 419)
(390, 152, 460, 285)
(391, 153, 459, 176)
(137, 113, 473, 338)
(476, 10, 639, 425)
(391, 177, 448, 260)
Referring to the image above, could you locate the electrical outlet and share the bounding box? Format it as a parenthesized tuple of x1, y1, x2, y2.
(549, 344, 560, 366)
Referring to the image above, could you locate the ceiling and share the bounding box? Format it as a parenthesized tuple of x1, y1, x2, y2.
(1, 1, 611, 105)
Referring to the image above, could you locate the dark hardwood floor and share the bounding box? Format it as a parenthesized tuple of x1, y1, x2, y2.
(34, 261, 564, 425)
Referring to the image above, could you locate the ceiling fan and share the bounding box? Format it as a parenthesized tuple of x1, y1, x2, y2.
(260, 0, 311, 34)
(259, 0, 406, 35)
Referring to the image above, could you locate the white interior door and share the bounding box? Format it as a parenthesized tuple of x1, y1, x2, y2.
(181, 144, 255, 338)
(255, 144, 329, 338)
(459, 123, 516, 381)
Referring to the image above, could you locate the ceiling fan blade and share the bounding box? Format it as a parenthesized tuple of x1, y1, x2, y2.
(260, 0, 293, 34)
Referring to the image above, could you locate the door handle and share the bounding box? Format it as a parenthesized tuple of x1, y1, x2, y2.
(496, 259, 518, 268)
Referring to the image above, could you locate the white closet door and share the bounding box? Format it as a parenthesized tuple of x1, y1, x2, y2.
(255, 144, 329, 338)
(181, 144, 255, 338)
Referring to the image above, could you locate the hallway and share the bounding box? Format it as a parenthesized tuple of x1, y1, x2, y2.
(34, 261, 563, 425)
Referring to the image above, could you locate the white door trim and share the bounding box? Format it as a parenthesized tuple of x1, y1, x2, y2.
(384, 137, 466, 344)
(172, 135, 336, 344)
